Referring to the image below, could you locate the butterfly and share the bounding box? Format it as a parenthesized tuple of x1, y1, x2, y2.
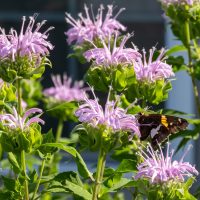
(137, 113, 189, 148)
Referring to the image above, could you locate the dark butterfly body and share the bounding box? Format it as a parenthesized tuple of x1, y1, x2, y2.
(138, 113, 188, 148)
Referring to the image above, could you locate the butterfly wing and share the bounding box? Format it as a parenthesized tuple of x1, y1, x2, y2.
(165, 115, 188, 133)
(138, 114, 161, 140)
(138, 114, 189, 148)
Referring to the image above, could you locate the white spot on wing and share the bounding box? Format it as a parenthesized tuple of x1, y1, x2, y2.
(150, 124, 161, 138)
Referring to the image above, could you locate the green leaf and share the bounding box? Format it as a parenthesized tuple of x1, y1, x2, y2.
(107, 178, 131, 192)
(46, 181, 68, 193)
(64, 180, 92, 200)
(166, 45, 187, 55)
(17, 132, 31, 152)
(0, 190, 21, 200)
(7, 152, 21, 174)
(41, 143, 76, 157)
(1, 176, 19, 192)
(71, 124, 102, 152)
(85, 66, 109, 92)
(166, 56, 187, 72)
(41, 142, 93, 180)
(116, 159, 137, 173)
(111, 142, 138, 162)
(48, 180, 92, 200)
(38, 130, 57, 156)
(29, 169, 38, 183)
(75, 152, 94, 180)
(184, 177, 195, 190)
(113, 69, 126, 91)
(45, 101, 78, 121)
(54, 171, 83, 186)
(0, 132, 16, 152)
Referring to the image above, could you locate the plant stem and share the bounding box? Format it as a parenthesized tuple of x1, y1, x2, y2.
(46, 119, 63, 175)
(31, 159, 46, 200)
(41, 119, 64, 199)
(92, 147, 106, 200)
(17, 78, 29, 200)
(21, 150, 29, 200)
(184, 21, 200, 116)
(55, 119, 64, 142)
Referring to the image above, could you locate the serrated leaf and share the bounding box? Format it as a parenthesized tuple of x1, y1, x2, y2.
(41, 143, 76, 157)
(54, 171, 83, 186)
(7, 152, 21, 174)
(107, 178, 131, 192)
(41, 143, 93, 180)
(48, 180, 92, 200)
(75, 152, 94, 181)
(64, 180, 92, 200)
(116, 159, 137, 173)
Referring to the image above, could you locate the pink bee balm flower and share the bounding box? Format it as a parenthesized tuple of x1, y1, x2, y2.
(43, 74, 87, 102)
(84, 33, 141, 67)
(75, 88, 140, 137)
(134, 143, 199, 183)
(0, 14, 54, 62)
(65, 4, 126, 45)
(0, 30, 13, 59)
(0, 107, 45, 131)
(134, 48, 175, 82)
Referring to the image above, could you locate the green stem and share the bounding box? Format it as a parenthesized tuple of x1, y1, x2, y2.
(92, 147, 106, 200)
(193, 39, 199, 55)
(184, 21, 200, 116)
(55, 119, 64, 142)
(41, 120, 64, 199)
(31, 159, 46, 200)
(17, 78, 29, 200)
(21, 150, 29, 200)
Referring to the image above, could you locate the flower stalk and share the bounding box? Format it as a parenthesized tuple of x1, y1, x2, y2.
(55, 119, 64, 142)
(17, 78, 29, 200)
(21, 150, 29, 200)
(184, 20, 200, 116)
(31, 159, 46, 200)
(92, 146, 107, 200)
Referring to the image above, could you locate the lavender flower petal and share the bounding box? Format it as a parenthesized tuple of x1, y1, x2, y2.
(134, 47, 174, 82)
(26, 117, 45, 127)
(75, 88, 140, 136)
(134, 143, 199, 183)
(0, 14, 53, 63)
(22, 108, 43, 124)
(65, 4, 126, 45)
(84, 33, 141, 67)
(0, 107, 44, 131)
(43, 74, 87, 102)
